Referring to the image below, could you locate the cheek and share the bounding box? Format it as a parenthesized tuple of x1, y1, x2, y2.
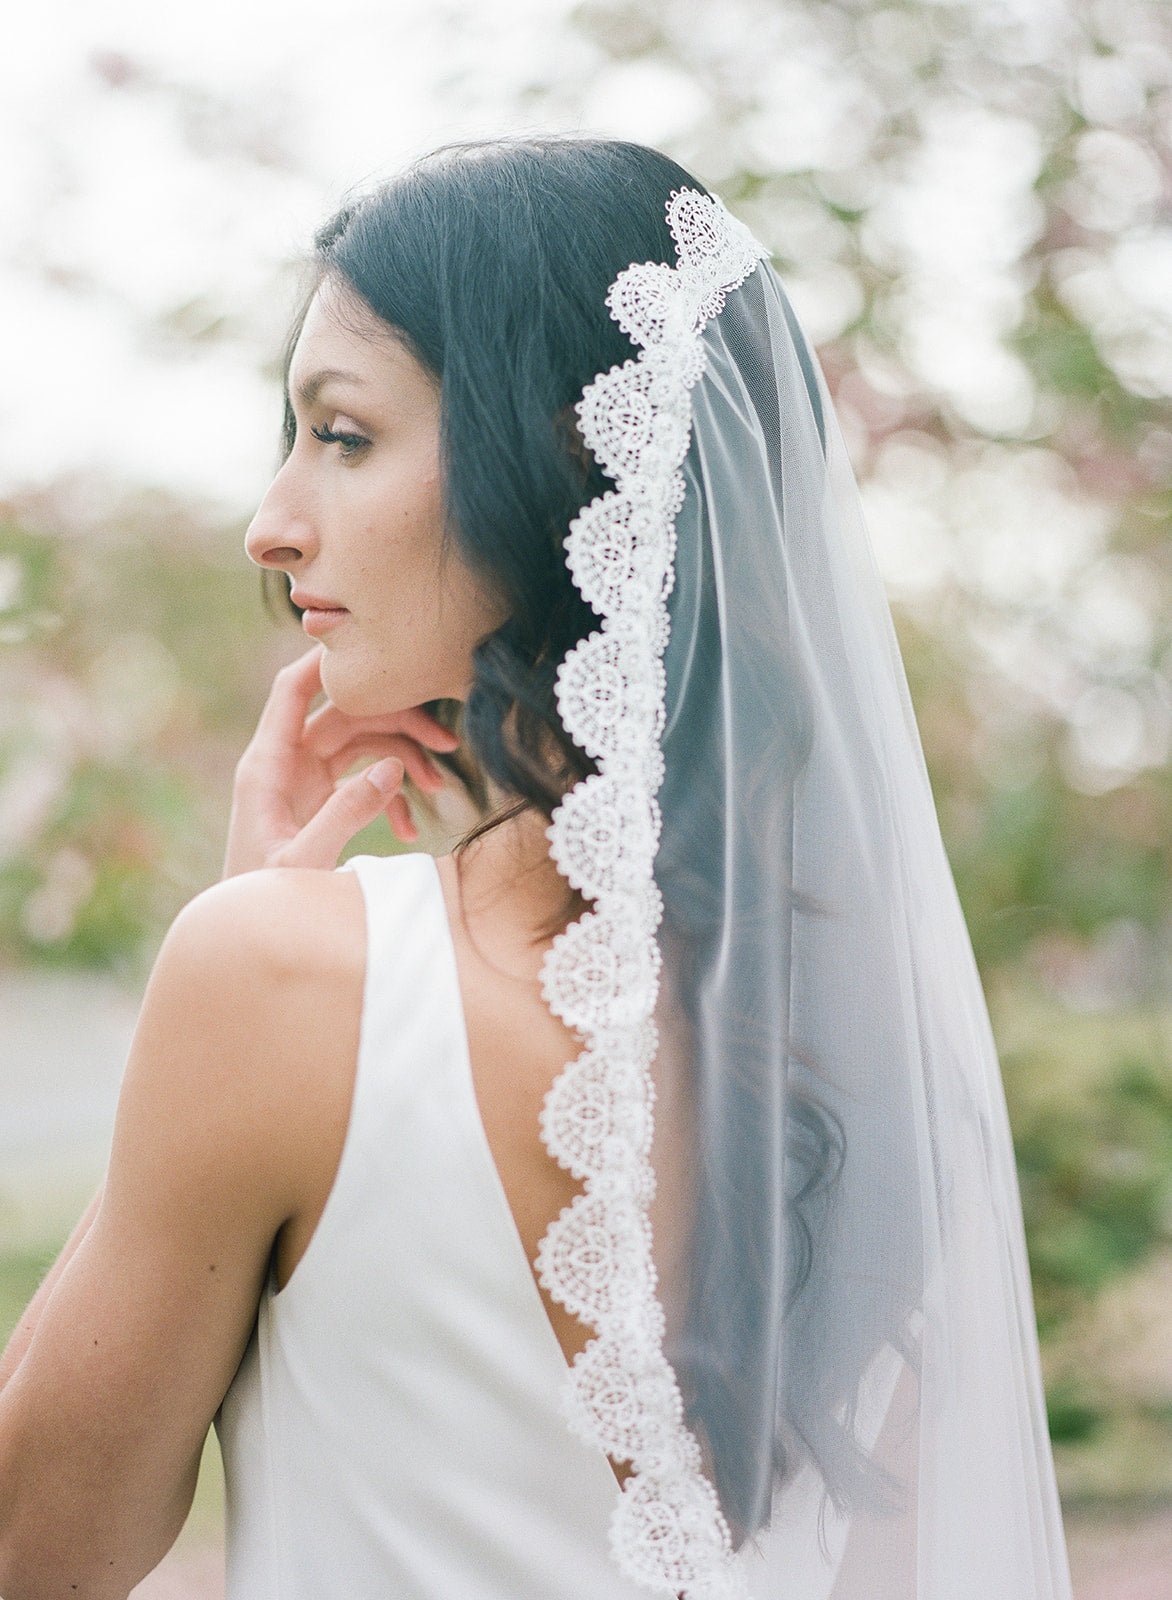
(349, 443, 504, 700)
(382, 448, 444, 554)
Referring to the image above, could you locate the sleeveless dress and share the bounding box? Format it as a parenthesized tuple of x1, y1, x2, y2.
(213, 849, 868, 1597)
(212, 849, 655, 1599)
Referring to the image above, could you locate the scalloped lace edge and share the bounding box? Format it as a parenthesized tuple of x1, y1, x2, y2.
(534, 189, 770, 1600)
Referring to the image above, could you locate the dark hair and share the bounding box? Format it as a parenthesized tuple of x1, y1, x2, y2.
(260, 133, 887, 1553)
(263, 134, 711, 935)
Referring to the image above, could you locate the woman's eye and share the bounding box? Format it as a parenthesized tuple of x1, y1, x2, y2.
(310, 422, 370, 458)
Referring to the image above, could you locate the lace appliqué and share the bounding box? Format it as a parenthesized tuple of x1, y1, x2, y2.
(536, 190, 770, 1599)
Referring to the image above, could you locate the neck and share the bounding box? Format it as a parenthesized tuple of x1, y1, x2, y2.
(455, 800, 583, 945)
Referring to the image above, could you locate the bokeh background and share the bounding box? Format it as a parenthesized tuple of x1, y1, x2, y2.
(1, 0, 1169, 1593)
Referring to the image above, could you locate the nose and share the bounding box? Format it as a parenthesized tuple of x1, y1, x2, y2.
(244, 480, 319, 571)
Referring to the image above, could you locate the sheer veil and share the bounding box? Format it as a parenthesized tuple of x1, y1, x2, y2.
(531, 188, 1074, 1599)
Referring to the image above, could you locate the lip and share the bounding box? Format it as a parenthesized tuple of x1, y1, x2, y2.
(291, 590, 346, 611)
(301, 607, 350, 636)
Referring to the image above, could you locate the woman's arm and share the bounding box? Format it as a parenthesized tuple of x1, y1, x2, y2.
(0, 636, 402, 1596)
(0, 866, 351, 1600)
(0, 1181, 106, 1394)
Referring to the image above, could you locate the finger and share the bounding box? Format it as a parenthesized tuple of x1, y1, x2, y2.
(302, 699, 460, 760)
(274, 756, 405, 870)
(328, 733, 446, 791)
(391, 704, 462, 751)
(385, 790, 418, 842)
(252, 645, 326, 756)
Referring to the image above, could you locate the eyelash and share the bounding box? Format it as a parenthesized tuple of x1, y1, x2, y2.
(309, 422, 370, 458)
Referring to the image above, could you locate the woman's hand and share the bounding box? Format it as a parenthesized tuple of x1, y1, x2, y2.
(221, 643, 462, 877)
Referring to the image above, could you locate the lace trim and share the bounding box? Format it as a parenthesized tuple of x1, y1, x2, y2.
(536, 190, 770, 1600)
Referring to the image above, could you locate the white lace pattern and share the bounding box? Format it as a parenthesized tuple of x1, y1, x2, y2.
(535, 190, 770, 1599)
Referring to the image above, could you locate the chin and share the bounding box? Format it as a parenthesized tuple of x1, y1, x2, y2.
(319, 653, 440, 719)
(317, 655, 379, 718)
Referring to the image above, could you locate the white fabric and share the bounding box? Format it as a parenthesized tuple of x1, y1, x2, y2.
(214, 849, 663, 1599)
(535, 191, 770, 1597)
(524, 186, 1074, 1598)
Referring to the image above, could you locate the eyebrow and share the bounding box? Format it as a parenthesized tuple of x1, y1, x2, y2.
(286, 367, 367, 409)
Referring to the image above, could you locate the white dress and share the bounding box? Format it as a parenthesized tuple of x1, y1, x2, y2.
(213, 849, 873, 1597)
(213, 849, 656, 1599)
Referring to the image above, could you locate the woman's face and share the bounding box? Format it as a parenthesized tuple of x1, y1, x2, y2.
(245, 276, 509, 717)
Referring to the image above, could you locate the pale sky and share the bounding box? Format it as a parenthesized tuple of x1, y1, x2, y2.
(5, 0, 1145, 515)
(0, 0, 602, 510)
(2, 0, 1166, 784)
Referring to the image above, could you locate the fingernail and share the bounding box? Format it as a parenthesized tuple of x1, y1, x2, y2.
(365, 757, 404, 795)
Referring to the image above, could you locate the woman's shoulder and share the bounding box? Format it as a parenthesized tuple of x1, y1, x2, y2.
(156, 867, 368, 1228)
(174, 864, 367, 984)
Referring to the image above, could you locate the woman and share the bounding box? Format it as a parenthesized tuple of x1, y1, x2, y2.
(0, 135, 1074, 1599)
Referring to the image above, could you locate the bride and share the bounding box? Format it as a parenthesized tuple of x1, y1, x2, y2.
(0, 134, 1074, 1599)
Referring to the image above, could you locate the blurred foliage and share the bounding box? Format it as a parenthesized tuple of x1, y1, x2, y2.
(991, 985, 1172, 1498)
(1019, 1052, 1172, 1326)
(0, 509, 372, 984)
(0, 0, 1168, 1505)
(1003, 1023, 1172, 1334)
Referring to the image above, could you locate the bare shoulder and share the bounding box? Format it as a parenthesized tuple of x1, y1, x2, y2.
(176, 864, 366, 981)
(161, 866, 367, 1238)
(169, 863, 368, 1102)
